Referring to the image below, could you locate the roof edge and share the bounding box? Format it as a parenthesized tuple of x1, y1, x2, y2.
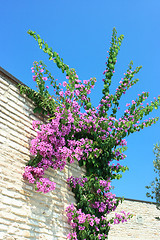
(117, 196, 156, 204)
(0, 66, 26, 86)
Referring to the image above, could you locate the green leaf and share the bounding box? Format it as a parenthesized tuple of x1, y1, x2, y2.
(33, 106, 43, 114)
(86, 102, 91, 109)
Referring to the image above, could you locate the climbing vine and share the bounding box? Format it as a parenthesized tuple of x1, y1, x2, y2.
(19, 28, 160, 239)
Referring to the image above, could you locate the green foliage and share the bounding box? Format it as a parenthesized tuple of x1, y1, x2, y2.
(20, 28, 160, 239)
(18, 61, 61, 115)
(146, 143, 160, 209)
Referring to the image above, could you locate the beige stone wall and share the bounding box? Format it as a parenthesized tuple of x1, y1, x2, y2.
(0, 72, 85, 240)
(0, 69, 159, 240)
(108, 199, 160, 240)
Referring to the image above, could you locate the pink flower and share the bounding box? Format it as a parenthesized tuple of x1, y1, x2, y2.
(63, 81, 67, 87)
(42, 77, 48, 81)
(83, 80, 88, 84)
(78, 226, 85, 230)
(108, 222, 111, 227)
(75, 89, 80, 96)
(97, 189, 101, 194)
(59, 91, 64, 97)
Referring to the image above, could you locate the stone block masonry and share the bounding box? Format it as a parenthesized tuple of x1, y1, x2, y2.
(0, 67, 159, 239)
(0, 68, 85, 240)
(108, 198, 160, 240)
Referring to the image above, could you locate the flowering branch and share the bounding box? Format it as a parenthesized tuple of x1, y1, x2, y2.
(19, 28, 160, 239)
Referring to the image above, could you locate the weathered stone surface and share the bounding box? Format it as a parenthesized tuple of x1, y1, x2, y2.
(0, 74, 81, 239)
(108, 199, 160, 240)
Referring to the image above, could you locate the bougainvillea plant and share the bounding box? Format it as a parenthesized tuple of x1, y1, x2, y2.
(19, 28, 160, 239)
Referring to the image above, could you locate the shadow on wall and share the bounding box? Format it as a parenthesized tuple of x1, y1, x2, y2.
(21, 165, 74, 240)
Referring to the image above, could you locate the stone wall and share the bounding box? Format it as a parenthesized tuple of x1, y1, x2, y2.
(108, 198, 160, 240)
(0, 67, 159, 239)
(0, 68, 85, 240)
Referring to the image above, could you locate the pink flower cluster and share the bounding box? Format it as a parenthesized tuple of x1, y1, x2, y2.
(61, 73, 96, 105)
(108, 211, 132, 227)
(67, 176, 119, 215)
(66, 203, 131, 239)
(67, 176, 88, 188)
(23, 166, 56, 193)
(90, 183, 118, 214)
(24, 103, 96, 192)
(66, 204, 108, 240)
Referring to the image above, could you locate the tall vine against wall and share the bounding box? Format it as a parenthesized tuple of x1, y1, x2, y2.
(19, 28, 160, 240)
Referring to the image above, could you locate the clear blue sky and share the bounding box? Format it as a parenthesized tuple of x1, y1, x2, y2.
(1, 0, 160, 201)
